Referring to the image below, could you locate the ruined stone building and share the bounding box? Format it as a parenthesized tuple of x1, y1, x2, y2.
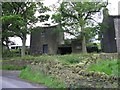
(30, 13, 120, 55)
(114, 16, 120, 53)
(101, 11, 120, 53)
(30, 25, 83, 55)
(30, 25, 64, 55)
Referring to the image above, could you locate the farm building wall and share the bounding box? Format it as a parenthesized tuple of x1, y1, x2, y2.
(30, 25, 64, 55)
(101, 15, 117, 53)
(114, 16, 120, 53)
(71, 39, 82, 53)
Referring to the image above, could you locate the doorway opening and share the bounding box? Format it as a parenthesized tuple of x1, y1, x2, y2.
(43, 44, 48, 54)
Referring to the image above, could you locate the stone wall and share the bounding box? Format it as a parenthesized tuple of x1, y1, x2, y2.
(99, 53, 118, 60)
(114, 16, 120, 54)
(101, 15, 117, 53)
(30, 25, 64, 55)
(71, 39, 82, 53)
(30, 57, 118, 88)
(101, 8, 120, 53)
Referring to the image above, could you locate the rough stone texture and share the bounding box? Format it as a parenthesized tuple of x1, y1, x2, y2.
(30, 25, 64, 55)
(114, 16, 120, 54)
(71, 39, 82, 53)
(101, 13, 120, 53)
(99, 53, 118, 60)
(101, 15, 117, 53)
(30, 59, 119, 88)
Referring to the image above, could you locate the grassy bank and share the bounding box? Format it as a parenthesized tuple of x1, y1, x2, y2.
(2, 53, 119, 88)
(86, 59, 120, 77)
(19, 66, 67, 88)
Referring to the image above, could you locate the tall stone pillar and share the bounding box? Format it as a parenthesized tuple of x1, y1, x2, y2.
(101, 9, 117, 53)
(114, 16, 120, 58)
(118, 2, 120, 59)
(0, 3, 2, 60)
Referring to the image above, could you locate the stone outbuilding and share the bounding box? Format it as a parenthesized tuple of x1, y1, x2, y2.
(101, 9, 120, 53)
(30, 24, 83, 55)
(101, 15, 117, 53)
(114, 15, 120, 54)
(71, 39, 82, 53)
(30, 25, 64, 55)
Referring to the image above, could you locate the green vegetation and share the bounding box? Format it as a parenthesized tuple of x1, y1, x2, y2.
(1, 65, 26, 70)
(2, 53, 119, 88)
(2, 2, 49, 57)
(19, 54, 119, 88)
(3, 55, 35, 61)
(3, 54, 90, 64)
(87, 59, 120, 77)
(55, 54, 85, 64)
(52, 2, 108, 53)
(20, 66, 67, 88)
(2, 50, 20, 58)
(33, 54, 91, 65)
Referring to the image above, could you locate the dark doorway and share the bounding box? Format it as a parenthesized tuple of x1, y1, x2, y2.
(58, 46, 72, 55)
(43, 44, 48, 54)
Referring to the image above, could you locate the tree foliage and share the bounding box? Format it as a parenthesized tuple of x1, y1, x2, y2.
(2, 2, 49, 57)
(52, 1, 108, 52)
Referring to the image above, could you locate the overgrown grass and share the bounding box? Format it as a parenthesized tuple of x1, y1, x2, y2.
(20, 66, 67, 88)
(55, 54, 86, 64)
(2, 50, 21, 58)
(33, 53, 92, 65)
(1, 65, 26, 70)
(2, 54, 119, 77)
(87, 59, 120, 77)
(3, 55, 35, 61)
(11, 54, 119, 88)
(3, 53, 94, 65)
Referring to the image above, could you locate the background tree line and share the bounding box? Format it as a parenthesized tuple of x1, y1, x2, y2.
(3, 1, 118, 58)
(2, 2, 49, 57)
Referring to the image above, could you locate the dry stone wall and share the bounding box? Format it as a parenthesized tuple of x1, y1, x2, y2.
(30, 56, 119, 88)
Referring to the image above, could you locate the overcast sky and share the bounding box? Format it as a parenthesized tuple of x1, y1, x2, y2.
(42, 0, 120, 15)
(108, 0, 120, 15)
(9, 0, 120, 46)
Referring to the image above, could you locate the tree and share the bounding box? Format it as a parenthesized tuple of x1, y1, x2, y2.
(2, 15, 24, 49)
(2, 2, 49, 57)
(52, 1, 108, 53)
